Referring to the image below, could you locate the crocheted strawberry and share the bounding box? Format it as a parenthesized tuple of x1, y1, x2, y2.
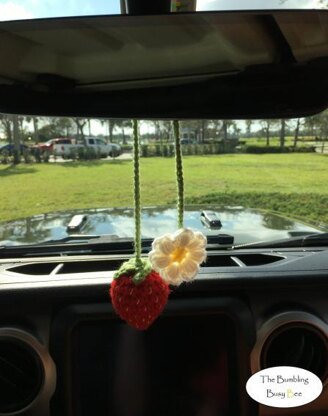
(110, 259, 170, 330)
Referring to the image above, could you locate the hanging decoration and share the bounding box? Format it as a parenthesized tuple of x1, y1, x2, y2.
(110, 119, 207, 330)
(148, 120, 207, 285)
(149, 228, 207, 286)
(110, 120, 169, 330)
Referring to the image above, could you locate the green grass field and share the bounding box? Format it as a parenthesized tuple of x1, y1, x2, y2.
(244, 136, 310, 147)
(0, 153, 327, 225)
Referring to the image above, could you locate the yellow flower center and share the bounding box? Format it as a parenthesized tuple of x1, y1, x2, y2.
(170, 247, 188, 264)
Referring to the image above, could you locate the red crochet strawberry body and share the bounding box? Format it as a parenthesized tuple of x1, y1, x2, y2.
(110, 270, 170, 330)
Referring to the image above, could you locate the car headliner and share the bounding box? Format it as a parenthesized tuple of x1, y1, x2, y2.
(0, 10, 327, 119)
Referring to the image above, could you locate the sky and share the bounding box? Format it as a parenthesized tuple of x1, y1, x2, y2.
(197, 0, 325, 11)
(0, 0, 325, 21)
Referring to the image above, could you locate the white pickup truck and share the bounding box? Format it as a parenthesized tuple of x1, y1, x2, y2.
(53, 137, 121, 158)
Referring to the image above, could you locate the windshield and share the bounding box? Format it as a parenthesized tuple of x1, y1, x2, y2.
(197, 0, 327, 11)
(0, 113, 327, 247)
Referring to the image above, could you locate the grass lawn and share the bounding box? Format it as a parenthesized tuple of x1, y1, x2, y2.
(243, 136, 317, 147)
(0, 153, 327, 225)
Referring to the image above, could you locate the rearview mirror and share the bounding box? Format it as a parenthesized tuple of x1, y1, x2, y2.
(0, 10, 327, 118)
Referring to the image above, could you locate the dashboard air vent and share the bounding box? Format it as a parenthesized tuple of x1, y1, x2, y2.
(261, 324, 328, 380)
(0, 339, 43, 413)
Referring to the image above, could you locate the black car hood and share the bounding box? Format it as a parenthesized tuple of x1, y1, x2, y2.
(0, 205, 325, 247)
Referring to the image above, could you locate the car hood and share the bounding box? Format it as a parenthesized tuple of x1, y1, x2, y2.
(0, 205, 325, 247)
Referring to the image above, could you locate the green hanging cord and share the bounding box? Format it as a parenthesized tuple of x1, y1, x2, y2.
(173, 120, 184, 229)
(113, 120, 151, 284)
(133, 119, 142, 265)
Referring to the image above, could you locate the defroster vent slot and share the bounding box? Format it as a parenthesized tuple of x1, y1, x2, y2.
(7, 253, 285, 277)
(235, 253, 284, 266)
(8, 263, 59, 275)
(8, 259, 126, 276)
(58, 260, 123, 274)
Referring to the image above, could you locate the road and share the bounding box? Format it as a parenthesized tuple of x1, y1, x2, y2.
(49, 152, 132, 163)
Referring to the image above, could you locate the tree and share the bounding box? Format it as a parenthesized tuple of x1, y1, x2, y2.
(25, 116, 40, 143)
(100, 119, 132, 144)
(218, 120, 235, 140)
(152, 121, 162, 141)
(213, 120, 236, 152)
(222, 120, 228, 142)
(37, 117, 74, 142)
(293, 118, 302, 149)
(303, 115, 318, 139)
(57, 118, 74, 137)
(32, 117, 39, 143)
(100, 119, 115, 142)
(12, 114, 21, 164)
(113, 120, 132, 144)
(260, 120, 279, 146)
(307, 110, 328, 152)
(262, 213, 294, 230)
(72, 118, 88, 141)
(0, 114, 13, 143)
(159, 121, 172, 142)
(245, 120, 253, 138)
(207, 120, 222, 141)
(200, 120, 207, 143)
(280, 119, 286, 150)
(108, 120, 114, 141)
(180, 120, 205, 143)
(303, 111, 328, 145)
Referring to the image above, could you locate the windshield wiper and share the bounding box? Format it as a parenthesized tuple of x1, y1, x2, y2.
(41, 233, 234, 246)
(0, 236, 145, 258)
(234, 232, 328, 249)
(0, 234, 234, 258)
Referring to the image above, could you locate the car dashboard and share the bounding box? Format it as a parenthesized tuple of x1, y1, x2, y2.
(0, 247, 327, 416)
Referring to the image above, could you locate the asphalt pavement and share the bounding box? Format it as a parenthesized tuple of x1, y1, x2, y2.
(49, 152, 132, 162)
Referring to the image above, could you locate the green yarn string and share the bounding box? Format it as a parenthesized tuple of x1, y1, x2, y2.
(114, 120, 151, 284)
(133, 119, 142, 266)
(173, 120, 184, 229)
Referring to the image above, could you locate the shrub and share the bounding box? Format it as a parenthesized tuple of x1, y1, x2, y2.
(22, 148, 32, 164)
(121, 144, 133, 153)
(68, 148, 78, 160)
(33, 148, 42, 163)
(162, 145, 168, 157)
(290, 146, 316, 153)
(77, 147, 85, 160)
(243, 145, 284, 154)
(84, 147, 98, 160)
(42, 150, 50, 163)
(141, 144, 149, 157)
(243, 145, 316, 154)
(0, 152, 9, 164)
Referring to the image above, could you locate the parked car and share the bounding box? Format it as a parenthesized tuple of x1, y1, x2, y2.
(33, 138, 74, 154)
(0, 143, 29, 155)
(180, 138, 196, 144)
(53, 137, 121, 158)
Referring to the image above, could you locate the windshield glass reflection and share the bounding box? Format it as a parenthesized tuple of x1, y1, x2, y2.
(0, 206, 321, 246)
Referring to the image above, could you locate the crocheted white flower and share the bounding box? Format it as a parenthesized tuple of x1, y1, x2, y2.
(149, 228, 207, 285)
